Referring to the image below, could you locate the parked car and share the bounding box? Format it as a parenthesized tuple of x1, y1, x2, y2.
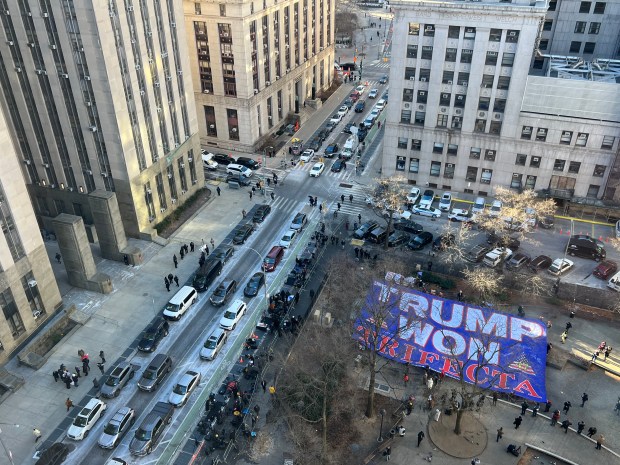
(548, 258, 574, 276)
(355, 85, 365, 94)
(357, 126, 368, 141)
(213, 245, 234, 264)
(353, 221, 379, 239)
(375, 99, 387, 111)
(129, 402, 174, 456)
(393, 220, 423, 235)
(100, 362, 135, 399)
(465, 244, 492, 263)
(226, 164, 253, 178)
(219, 300, 247, 330)
(407, 232, 434, 250)
(379, 75, 388, 84)
(310, 162, 325, 177)
(324, 143, 340, 158)
(279, 229, 297, 248)
(325, 120, 337, 132)
(483, 248, 514, 268)
(593, 260, 618, 279)
(354, 101, 366, 113)
(388, 231, 410, 247)
(419, 190, 435, 208)
(487, 233, 520, 251)
(331, 159, 346, 172)
(506, 252, 531, 270)
(300, 149, 315, 162)
(448, 208, 475, 223)
(343, 123, 354, 134)
(290, 212, 308, 231)
(489, 199, 503, 217)
(412, 206, 442, 218)
(168, 370, 201, 407)
(138, 318, 169, 352)
(201, 152, 218, 171)
(212, 153, 236, 165)
(98, 406, 135, 449)
(343, 98, 354, 109)
(472, 197, 486, 214)
(329, 113, 343, 124)
(407, 187, 421, 204)
(337, 105, 349, 117)
(368, 88, 379, 99)
(209, 279, 237, 306)
(538, 216, 555, 229)
(232, 224, 253, 244)
(244, 272, 265, 297)
(432, 234, 455, 251)
(67, 398, 107, 440)
(253, 204, 271, 223)
(235, 157, 261, 170)
(529, 255, 553, 273)
(307, 137, 322, 151)
(567, 234, 606, 261)
(226, 174, 252, 186)
(439, 192, 453, 211)
(200, 328, 229, 361)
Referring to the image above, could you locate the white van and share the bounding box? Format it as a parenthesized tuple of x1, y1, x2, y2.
(201, 152, 218, 171)
(608, 271, 620, 291)
(472, 197, 486, 214)
(163, 286, 198, 320)
(226, 164, 253, 178)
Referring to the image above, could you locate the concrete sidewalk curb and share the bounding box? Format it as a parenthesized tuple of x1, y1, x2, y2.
(525, 443, 581, 465)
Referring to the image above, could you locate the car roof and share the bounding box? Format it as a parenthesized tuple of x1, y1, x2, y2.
(179, 370, 199, 384)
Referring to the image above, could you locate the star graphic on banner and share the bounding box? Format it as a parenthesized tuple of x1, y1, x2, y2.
(508, 353, 536, 375)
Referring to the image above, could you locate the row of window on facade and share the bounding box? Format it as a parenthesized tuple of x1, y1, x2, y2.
(521, 126, 615, 149)
(399, 110, 501, 134)
(404, 66, 512, 90)
(395, 140, 609, 177)
(406, 44, 516, 68)
(407, 25, 520, 43)
(196, 0, 332, 17)
(0, 272, 45, 342)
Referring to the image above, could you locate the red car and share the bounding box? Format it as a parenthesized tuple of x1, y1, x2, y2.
(593, 260, 617, 279)
(349, 91, 360, 102)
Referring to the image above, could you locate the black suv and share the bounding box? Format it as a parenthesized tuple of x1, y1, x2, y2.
(486, 233, 520, 251)
(233, 224, 253, 244)
(353, 221, 379, 239)
(324, 144, 340, 158)
(355, 101, 366, 113)
(394, 220, 423, 235)
(253, 204, 272, 223)
(432, 234, 455, 251)
(210, 279, 237, 306)
(138, 318, 170, 352)
(212, 153, 236, 165)
(236, 157, 261, 170)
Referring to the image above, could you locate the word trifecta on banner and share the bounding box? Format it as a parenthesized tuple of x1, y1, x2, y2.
(354, 279, 547, 402)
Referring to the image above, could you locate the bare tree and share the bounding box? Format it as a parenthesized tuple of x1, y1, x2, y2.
(365, 177, 410, 249)
(462, 267, 504, 305)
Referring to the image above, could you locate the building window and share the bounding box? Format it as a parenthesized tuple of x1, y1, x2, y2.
(549, 1, 557, 10)
(398, 137, 408, 149)
(424, 24, 435, 37)
(485, 150, 496, 161)
(589, 22, 601, 34)
(576, 132, 589, 146)
(436, 114, 448, 127)
(400, 110, 412, 123)
(178, 158, 188, 192)
(442, 71, 454, 84)
(489, 29, 502, 42)
(583, 42, 596, 54)
(506, 30, 519, 43)
(445, 48, 457, 62)
(167, 166, 178, 200)
(593, 164, 606, 177)
(204, 106, 217, 137)
(575, 21, 586, 33)
(501, 53, 515, 67)
(457, 72, 469, 86)
(568, 161, 581, 174)
(419, 69, 431, 81)
(485, 51, 498, 65)
(404, 67, 416, 80)
(497, 76, 510, 90)
(447, 144, 458, 155)
(470, 147, 481, 159)
(511, 173, 523, 189)
(525, 175, 537, 190)
(414, 111, 425, 125)
(570, 41, 581, 53)
(403, 88, 414, 102)
(448, 26, 460, 38)
(195, 2, 202, 14)
(440, 93, 451, 106)
(474, 119, 486, 133)
(521, 126, 532, 139)
(543, 20, 553, 31)
(579, 1, 592, 13)
(417, 90, 427, 103)
(593, 2, 606, 13)
(493, 99, 506, 113)
(454, 94, 466, 108)
(452, 116, 462, 130)
(412, 140, 422, 151)
(409, 158, 420, 173)
(464, 27, 476, 39)
(444, 163, 455, 179)
(515, 154, 527, 166)
(406, 45, 418, 58)
(155, 173, 167, 210)
(219, 3, 226, 16)
(536, 128, 548, 142)
(22, 272, 44, 316)
(433, 142, 444, 154)
(408, 23, 420, 35)
(460, 49, 473, 64)
(1, 289, 25, 338)
(539, 39, 549, 50)
(602, 135, 615, 149)
(430, 161, 441, 177)
(227, 109, 239, 140)
(421, 46, 433, 60)
(478, 97, 490, 110)
(480, 169, 493, 184)
(587, 184, 600, 198)
(396, 156, 406, 171)
(188, 149, 197, 184)
(466, 166, 478, 182)
(0, 182, 25, 261)
(481, 75, 494, 88)
(560, 131, 573, 145)
(530, 156, 541, 168)
(553, 159, 566, 171)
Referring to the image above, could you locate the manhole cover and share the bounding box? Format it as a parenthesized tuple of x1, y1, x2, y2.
(142, 293, 149, 296)
(340, 183, 353, 188)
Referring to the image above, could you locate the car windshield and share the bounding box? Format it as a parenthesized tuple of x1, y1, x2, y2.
(173, 383, 188, 395)
(249, 278, 260, 287)
(103, 423, 120, 435)
(143, 333, 156, 341)
(73, 416, 88, 427)
(265, 258, 275, 265)
(414, 236, 424, 243)
(105, 376, 119, 387)
(143, 370, 156, 380)
(135, 428, 151, 441)
(224, 311, 237, 319)
(205, 339, 217, 349)
(214, 287, 226, 296)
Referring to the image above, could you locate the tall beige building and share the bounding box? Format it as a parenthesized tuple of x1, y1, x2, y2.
(0, 105, 61, 363)
(185, 0, 336, 153)
(0, 0, 203, 239)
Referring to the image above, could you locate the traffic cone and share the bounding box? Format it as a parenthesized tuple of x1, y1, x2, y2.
(239, 356, 244, 364)
(559, 228, 563, 235)
(599, 236, 604, 242)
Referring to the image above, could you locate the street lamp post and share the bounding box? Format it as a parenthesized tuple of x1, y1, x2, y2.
(377, 408, 387, 442)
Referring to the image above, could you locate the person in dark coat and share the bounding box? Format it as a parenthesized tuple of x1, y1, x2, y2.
(513, 415, 522, 429)
(417, 431, 425, 446)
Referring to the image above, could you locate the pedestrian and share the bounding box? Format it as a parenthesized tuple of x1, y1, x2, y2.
(577, 421, 585, 434)
(561, 331, 567, 343)
(99, 350, 105, 363)
(587, 426, 597, 438)
(427, 261, 433, 271)
(66, 397, 73, 411)
(254, 405, 260, 415)
(180, 247, 184, 260)
(97, 362, 105, 375)
(596, 434, 604, 450)
(521, 401, 529, 415)
(492, 392, 498, 406)
(547, 342, 553, 354)
(563, 400, 571, 414)
(269, 385, 276, 395)
(210, 238, 215, 248)
(341, 194, 345, 203)
(544, 400, 552, 412)
(591, 350, 599, 362)
(216, 186, 221, 196)
(615, 398, 620, 415)
(72, 373, 79, 387)
(190, 241, 195, 252)
(417, 430, 425, 446)
(358, 213, 362, 223)
(53, 370, 59, 382)
(173, 255, 178, 268)
(496, 426, 503, 442)
(604, 347, 612, 360)
(64, 376, 72, 389)
(174, 275, 179, 287)
(457, 289, 463, 301)
(337, 202, 341, 211)
(398, 425, 406, 436)
(251, 415, 257, 428)
(565, 321, 572, 331)
(581, 393, 589, 407)
(33, 428, 42, 442)
(82, 361, 89, 376)
(561, 419, 572, 433)
(74, 366, 81, 377)
(123, 254, 129, 265)
(165, 278, 170, 292)
(384, 446, 391, 461)
(349, 194, 353, 203)
(513, 415, 522, 429)
(551, 410, 560, 425)
(249, 191, 253, 200)
(261, 380, 267, 393)
(270, 192, 275, 200)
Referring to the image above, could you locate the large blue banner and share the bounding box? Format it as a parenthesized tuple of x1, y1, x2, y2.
(354, 279, 547, 402)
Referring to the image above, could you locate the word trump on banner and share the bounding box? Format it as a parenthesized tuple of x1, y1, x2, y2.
(354, 280, 547, 402)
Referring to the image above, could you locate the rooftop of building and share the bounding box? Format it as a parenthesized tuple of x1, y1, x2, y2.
(391, 0, 547, 8)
